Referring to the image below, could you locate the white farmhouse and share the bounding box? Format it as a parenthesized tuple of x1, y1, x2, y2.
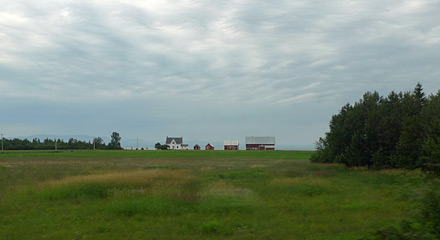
(166, 137, 188, 150)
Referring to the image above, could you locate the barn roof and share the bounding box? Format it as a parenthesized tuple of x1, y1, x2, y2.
(245, 136, 275, 145)
(224, 140, 239, 146)
(166, 137, 183, 144)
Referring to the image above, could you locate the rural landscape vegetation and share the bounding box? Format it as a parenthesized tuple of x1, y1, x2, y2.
(0, 132, 123, 151)
(1, 0, 440, 239)
(1, 84, 439, 239)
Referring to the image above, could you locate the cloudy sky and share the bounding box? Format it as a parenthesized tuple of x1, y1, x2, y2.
(1, 0, 439, 149)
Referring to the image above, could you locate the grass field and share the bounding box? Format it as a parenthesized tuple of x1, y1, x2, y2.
(0, 150, 429, 239)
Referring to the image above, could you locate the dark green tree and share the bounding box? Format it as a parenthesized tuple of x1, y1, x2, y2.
(372, 91, 404, 168)
(155, 142, 161, 150)
(2, 137, 94, 150)
(108, 132, 122, 150)
(312, 83, 439, 169)
(419, 91, 440, 165)
(93, 137, 106, 149)
(154, 142, 170, 150)
(394, 86, 426, 168)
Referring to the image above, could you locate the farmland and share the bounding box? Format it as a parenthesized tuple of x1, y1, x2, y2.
(0, 150, 429, 239)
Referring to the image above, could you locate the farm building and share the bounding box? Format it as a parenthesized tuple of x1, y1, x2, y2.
(224, 140, 239, 150)
(165, 137, 188, 150)
(194, 144, 201, 150)
(205, 143, 214, 150)
(245, 136, 275, 150)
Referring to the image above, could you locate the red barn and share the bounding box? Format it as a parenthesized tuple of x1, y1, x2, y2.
(245, 136, 275, 150)
(224, 140, 239, 150)
(194, 144, 201, 150)
(205, 143, 214, 150)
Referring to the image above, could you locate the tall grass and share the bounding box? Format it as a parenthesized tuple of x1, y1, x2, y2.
(0, 151, 431, 240)
(37, 169, 195, 201)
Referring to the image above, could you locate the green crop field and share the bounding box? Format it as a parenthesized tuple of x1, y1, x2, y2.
(0, 150, 429, 239)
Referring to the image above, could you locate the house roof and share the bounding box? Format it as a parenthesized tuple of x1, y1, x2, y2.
(166, 137, 183, 144)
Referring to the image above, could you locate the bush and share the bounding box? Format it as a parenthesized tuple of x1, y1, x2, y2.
(365, 182, 440, 240)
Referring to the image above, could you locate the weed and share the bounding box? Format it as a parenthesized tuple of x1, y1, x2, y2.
(292, 184, 328, 196)
(312, 170, 335, 177)
(143, 165, 171, 169)
(217, 170, 269, 180)
(201, 221, 221, 234)
(108, 197, 190, 216)
(305, 165, 322, 172)
(343, 201, 381, 211)
(40, 183, 109, 200)
(198, 196, 255, 213)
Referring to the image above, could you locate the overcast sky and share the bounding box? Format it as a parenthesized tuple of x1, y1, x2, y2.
(1, 0, 439, 149)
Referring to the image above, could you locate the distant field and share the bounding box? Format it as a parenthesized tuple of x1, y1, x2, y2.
(0, 149, 315, 160)
(0, 150, 427, 239)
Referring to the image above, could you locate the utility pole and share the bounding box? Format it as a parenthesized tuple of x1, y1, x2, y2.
(55, 138, 57, 151)
(1, 134, 3, 151)
(93, 138, 96, 150)
(137, 138, 139, 150)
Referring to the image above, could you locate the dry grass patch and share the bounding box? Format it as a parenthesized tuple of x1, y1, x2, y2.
(376, 169, 415, 175)
(200, 167, 214, 171)
(43, 169, 193, 187)
(38, 169, 196, 200)
(202, 181, 255, 199)
(313, 163, 343, 168)
(250, 164, 267, 168)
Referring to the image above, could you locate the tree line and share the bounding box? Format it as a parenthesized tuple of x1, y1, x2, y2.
(1, 132, 122, 150)
(311, 83, 440, 169)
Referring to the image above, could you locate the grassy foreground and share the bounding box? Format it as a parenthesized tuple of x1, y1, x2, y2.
(0, 150, 428, 239)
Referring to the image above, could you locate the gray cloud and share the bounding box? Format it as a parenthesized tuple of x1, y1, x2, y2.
(1, 0, 439, 147)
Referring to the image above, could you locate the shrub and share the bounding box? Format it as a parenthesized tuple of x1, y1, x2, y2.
(365, 182, 440, 240)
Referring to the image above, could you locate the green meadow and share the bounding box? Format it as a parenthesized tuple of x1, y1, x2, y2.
(0, 150, 429, 239)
